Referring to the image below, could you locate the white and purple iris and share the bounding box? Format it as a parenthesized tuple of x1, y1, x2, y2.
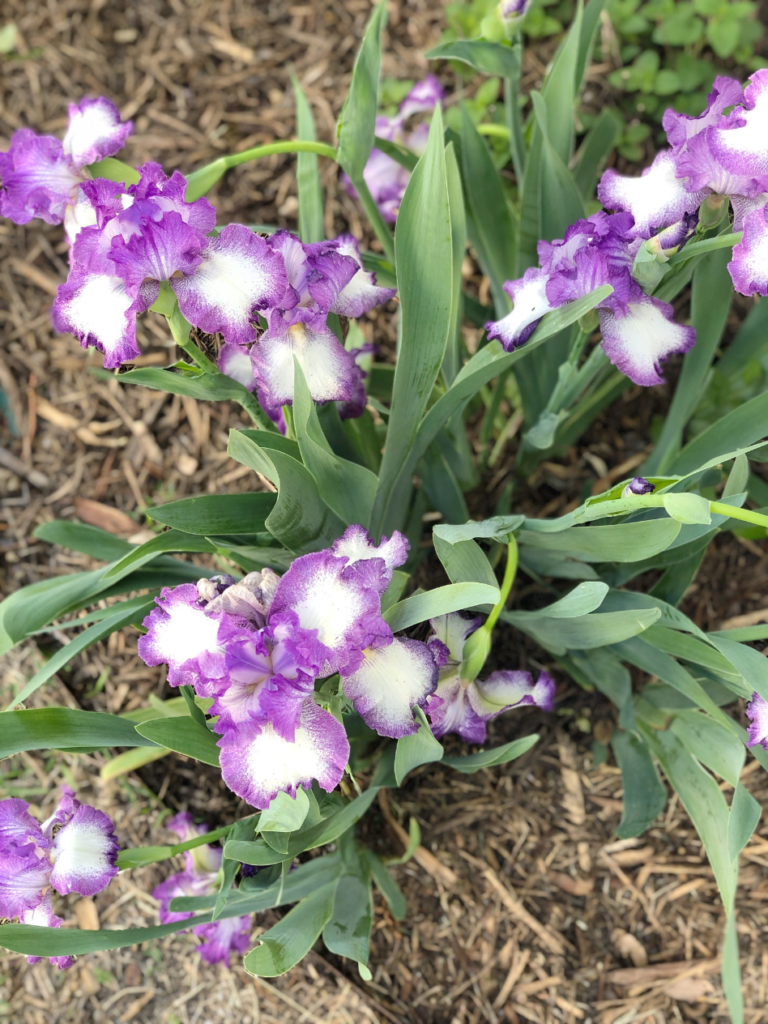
(486, 209, 697, 387)
(425, 613, 555, 743)
(138, 526, 438, 810)
(487, 70, 768, 385)
(0, 787, 119, 969)
(342, 75, 444, 223)
(248, 230, 395, 416)
(152, 812, 251, 966)
(0, 96, 132, 237)
(49, 162, 288, 371)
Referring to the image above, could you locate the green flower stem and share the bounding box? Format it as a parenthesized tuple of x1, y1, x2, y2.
(167, 307, 276, 431)
(667, 232, 742, 265)
(347, 172, 396, 266)
(167, 307, 217, 373)
(460, 536, 518, 681)
(485, 535, 518, 632)
(617, 494, 768, 531)
(477, 123, 511, 139)
(238, 390, 278, 432)
(709, 502, 768, 529)
(185, 140, 339, 202)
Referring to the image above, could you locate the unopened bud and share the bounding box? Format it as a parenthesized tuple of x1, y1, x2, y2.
(499, 0, 531, 32)
(483, 0, 530, 39)
(578, 309, 599, 335)
(460, 626, 491, 682)
(622, 476, 654, 497)
(698, 193, 727, 230)
(631, 239, 670, 290)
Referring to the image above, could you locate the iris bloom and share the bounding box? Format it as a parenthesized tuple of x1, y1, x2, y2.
(0, 788, 119, 969)
(342, 75, 444, 222)
(138, 526, 444, 809)
(52, 163, 288, 369)
(424, 613, 555, 744)
(152, 813, 251, 965)
(486, 211, 696, 386)
(248, 230, 395, 412)
(0, 96, 132, 237)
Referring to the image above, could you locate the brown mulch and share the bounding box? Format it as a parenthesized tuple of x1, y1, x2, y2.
(2, 1, 768, 1023)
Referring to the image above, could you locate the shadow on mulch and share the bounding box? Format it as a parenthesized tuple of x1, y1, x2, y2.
(2, 1, 768, 1022)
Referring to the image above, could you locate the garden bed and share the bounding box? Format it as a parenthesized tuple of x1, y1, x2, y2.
(1, 0, 768, 1021)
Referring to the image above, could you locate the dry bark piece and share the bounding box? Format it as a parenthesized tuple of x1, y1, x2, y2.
(483, 868, 568, 955)
(612, 928, 648, 967)
(606, 959, 720, 986)
(558, 733, 586, 826)
(0, 444, 49, 489)
(74, 497, 137, 536)
(548, 871, 594, 896)
(378, 790, 458, 888)
(178, 453, 199, 477)
(74, 897, 100, 931)
(611, 844, 655, 867)
(35, 395, 127, 448)
(663, 976, 715, 1002)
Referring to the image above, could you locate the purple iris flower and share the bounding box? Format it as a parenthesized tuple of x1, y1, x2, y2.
(152, 813, 251, 966)
(424, 614, 556, 744)
(247, 231, 395, 413)
(53, 163, 288, 369)
(729, 204, 768, 296)
(598, 151, 707, 241)
(0, 788, 119, 970)
(746, 693, 768, 750)
(0, 96, 132, 233)
(138, 525, 444, 810)
(342, 75, 445, 223)
(487, 199, 698, 384)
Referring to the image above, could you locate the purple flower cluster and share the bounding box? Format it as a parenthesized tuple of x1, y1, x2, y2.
(342, 75, 444, 223)
(487, 70, 768, 386)
(0, 788, 119, 969)
(137, 526, 443, 809)
(138, 527, 552, 809)
(152, 813, 251, 966)
(425, 613, 555, 743)
(0, 98, 395, 416)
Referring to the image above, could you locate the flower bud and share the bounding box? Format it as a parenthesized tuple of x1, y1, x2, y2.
(622, 476, 654, 497)
(482, 0, 530, 40)
(698, 193, 727, 230)
(499, 0, 531, 33)
(578, 309, 599, 335)
(460, 625, 492, 682)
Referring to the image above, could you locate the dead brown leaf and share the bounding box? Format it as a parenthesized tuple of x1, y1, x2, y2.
(663, 976, 715, 1002)
(74, 497, 137, 536)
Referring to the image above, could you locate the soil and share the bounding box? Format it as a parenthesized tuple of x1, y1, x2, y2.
(1, 2, 768, 1023)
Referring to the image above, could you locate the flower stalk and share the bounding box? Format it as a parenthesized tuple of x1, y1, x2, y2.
(460, 535, 518, 681)
(184, 140, 339, 202)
